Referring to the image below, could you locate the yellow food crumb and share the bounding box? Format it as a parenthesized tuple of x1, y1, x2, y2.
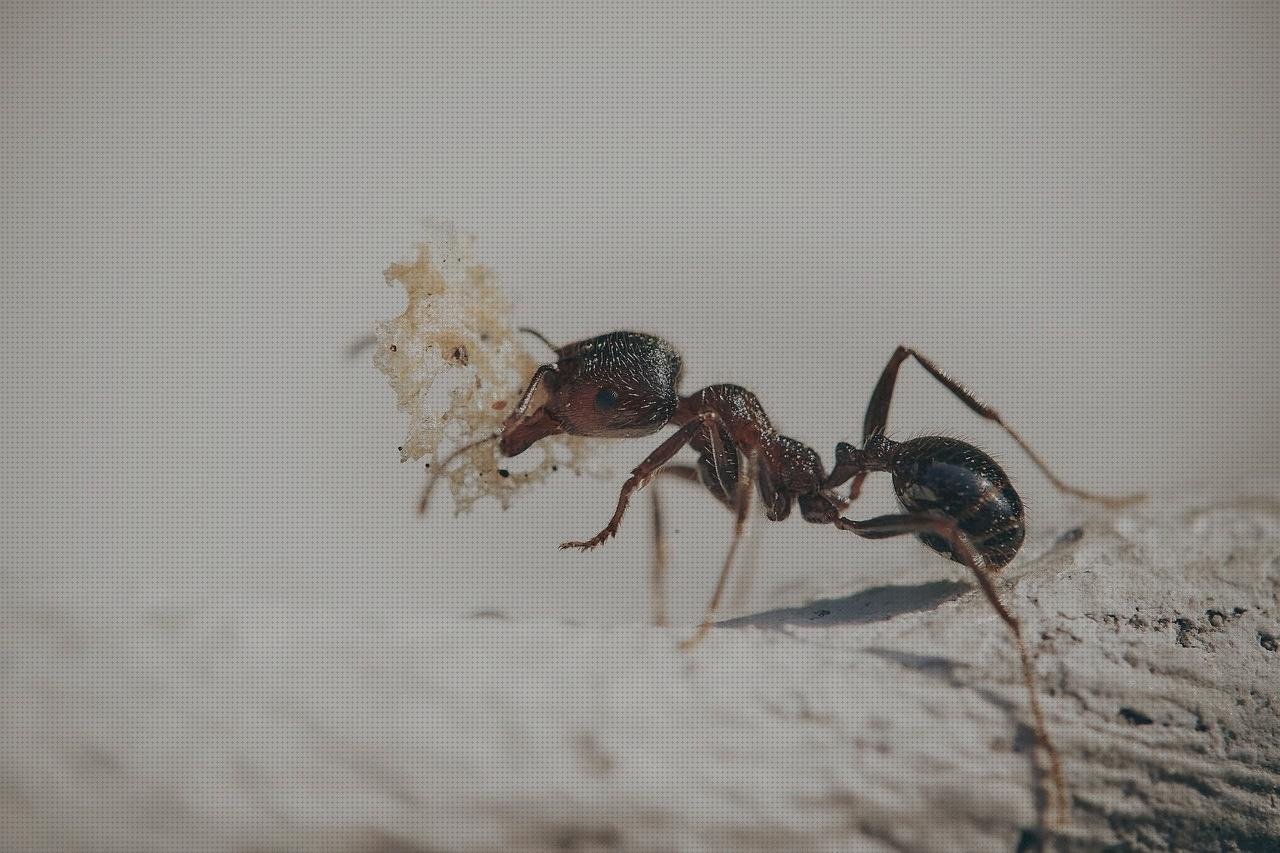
(374, 228, 590, 512)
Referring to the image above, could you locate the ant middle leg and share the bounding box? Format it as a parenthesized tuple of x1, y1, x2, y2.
(648, 465, 702, 628)
(834, 511, 1068, 827)
(560, 413, 720, 551)
(678, 451, 758, 651)
(863, 346, 1144, 508)
(649, 463, 766, 616)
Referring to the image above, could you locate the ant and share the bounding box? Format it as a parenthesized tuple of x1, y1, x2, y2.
(430, 330, 1143, 827)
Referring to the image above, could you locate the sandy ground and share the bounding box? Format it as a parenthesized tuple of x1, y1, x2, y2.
(4, 4, 1279, 851)
(3, 486, 1278, 852)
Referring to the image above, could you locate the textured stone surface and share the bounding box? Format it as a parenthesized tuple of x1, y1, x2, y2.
(3, 491, 1279, 852)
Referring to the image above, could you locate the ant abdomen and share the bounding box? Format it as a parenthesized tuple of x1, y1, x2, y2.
(891, 436, 1026, 570)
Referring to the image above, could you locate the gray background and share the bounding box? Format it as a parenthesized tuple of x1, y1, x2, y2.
(2, 2, 1277, 627)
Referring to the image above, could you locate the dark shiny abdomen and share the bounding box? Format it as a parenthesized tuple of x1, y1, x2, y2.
(891, 436, 1025, 569)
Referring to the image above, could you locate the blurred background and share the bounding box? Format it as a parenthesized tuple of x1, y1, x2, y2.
(2, 1, 1277, 629)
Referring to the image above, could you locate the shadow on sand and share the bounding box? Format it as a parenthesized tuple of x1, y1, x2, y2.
(720, 579, 972, 632)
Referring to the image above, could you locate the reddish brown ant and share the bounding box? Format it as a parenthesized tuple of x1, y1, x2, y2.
(438, 330, 1143, 826)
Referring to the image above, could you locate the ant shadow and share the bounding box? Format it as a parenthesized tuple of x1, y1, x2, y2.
(718, 579, 972, 631)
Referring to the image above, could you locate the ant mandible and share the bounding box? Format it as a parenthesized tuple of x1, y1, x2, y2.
(467, 330, 1142, 826)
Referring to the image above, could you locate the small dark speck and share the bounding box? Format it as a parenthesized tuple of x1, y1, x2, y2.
(1056, 527, 1084, 545)
(1260, 634, 1278, 652)
(424, 462, 430, 468)
(808, 609, 831, 621)
(388, 343, 397, 352)
(551, 465, 558, 472)
(397, 446, 403, 452)
(1120, 707, 1155, 726)
(498, 469, 510, 478)
(1234, 607, 1247, 616)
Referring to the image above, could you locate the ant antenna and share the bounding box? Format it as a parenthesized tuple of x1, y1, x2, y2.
(517, 327, 559, 355)
(416, 432, 501, 515)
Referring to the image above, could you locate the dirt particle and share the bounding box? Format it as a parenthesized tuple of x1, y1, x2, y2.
(1176, 617, 1198, 647)
(1208, 610, 1225, 628)
(1120, 707, 1155, 726)
(388, 343, 396, 352)
(1260, 634, 1278, 652)
(498, 469, 510, 478)
(1056, 527, 1084, 545)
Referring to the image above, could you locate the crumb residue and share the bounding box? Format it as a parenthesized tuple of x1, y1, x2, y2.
(374, 228, 590, 512)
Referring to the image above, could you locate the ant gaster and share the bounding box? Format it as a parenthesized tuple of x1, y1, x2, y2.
(490, 330, 1143, 826)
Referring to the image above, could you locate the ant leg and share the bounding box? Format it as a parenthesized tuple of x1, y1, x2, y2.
(649, 465, 713, 627)
(834, 512, 1068, 827)
(560, 414, 720, 551)
(649, 485, 669, 627)
(652, 465, 759, 611)
(823, 443, 869, 510)
(863, 346, 1144, 508)
(845, 471, 868, 505)
(656, 465, 701, 486)
(678, 452, 757, 651)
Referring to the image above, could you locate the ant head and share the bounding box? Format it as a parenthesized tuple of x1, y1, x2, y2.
(500, 331, 683, 455)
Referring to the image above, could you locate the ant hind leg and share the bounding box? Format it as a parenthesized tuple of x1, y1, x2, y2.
(835, 511, 1068, 828)
(863, 346, 1144, 508)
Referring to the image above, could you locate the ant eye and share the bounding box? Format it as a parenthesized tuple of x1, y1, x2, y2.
(594, 387, 619, 410)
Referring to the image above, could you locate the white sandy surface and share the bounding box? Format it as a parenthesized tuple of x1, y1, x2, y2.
(3, 3, 1279, 851)
(4, 490, 1279, 852)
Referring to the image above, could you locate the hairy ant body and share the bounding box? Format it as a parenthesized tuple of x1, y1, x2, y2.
(448, 330, 1141, 826)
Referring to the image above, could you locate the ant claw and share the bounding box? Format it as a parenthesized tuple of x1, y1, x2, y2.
(558, 541, 587, 551)
(559, 531, 614, 550)
(676, 622, 713, 651)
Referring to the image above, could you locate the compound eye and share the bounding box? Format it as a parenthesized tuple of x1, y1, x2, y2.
(594, 387, 619, 411)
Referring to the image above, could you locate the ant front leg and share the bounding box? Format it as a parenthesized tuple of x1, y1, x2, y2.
(835, 512, 1068, 828)
(863, 346, 1145, 508)
(560, 413, 721, 551)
